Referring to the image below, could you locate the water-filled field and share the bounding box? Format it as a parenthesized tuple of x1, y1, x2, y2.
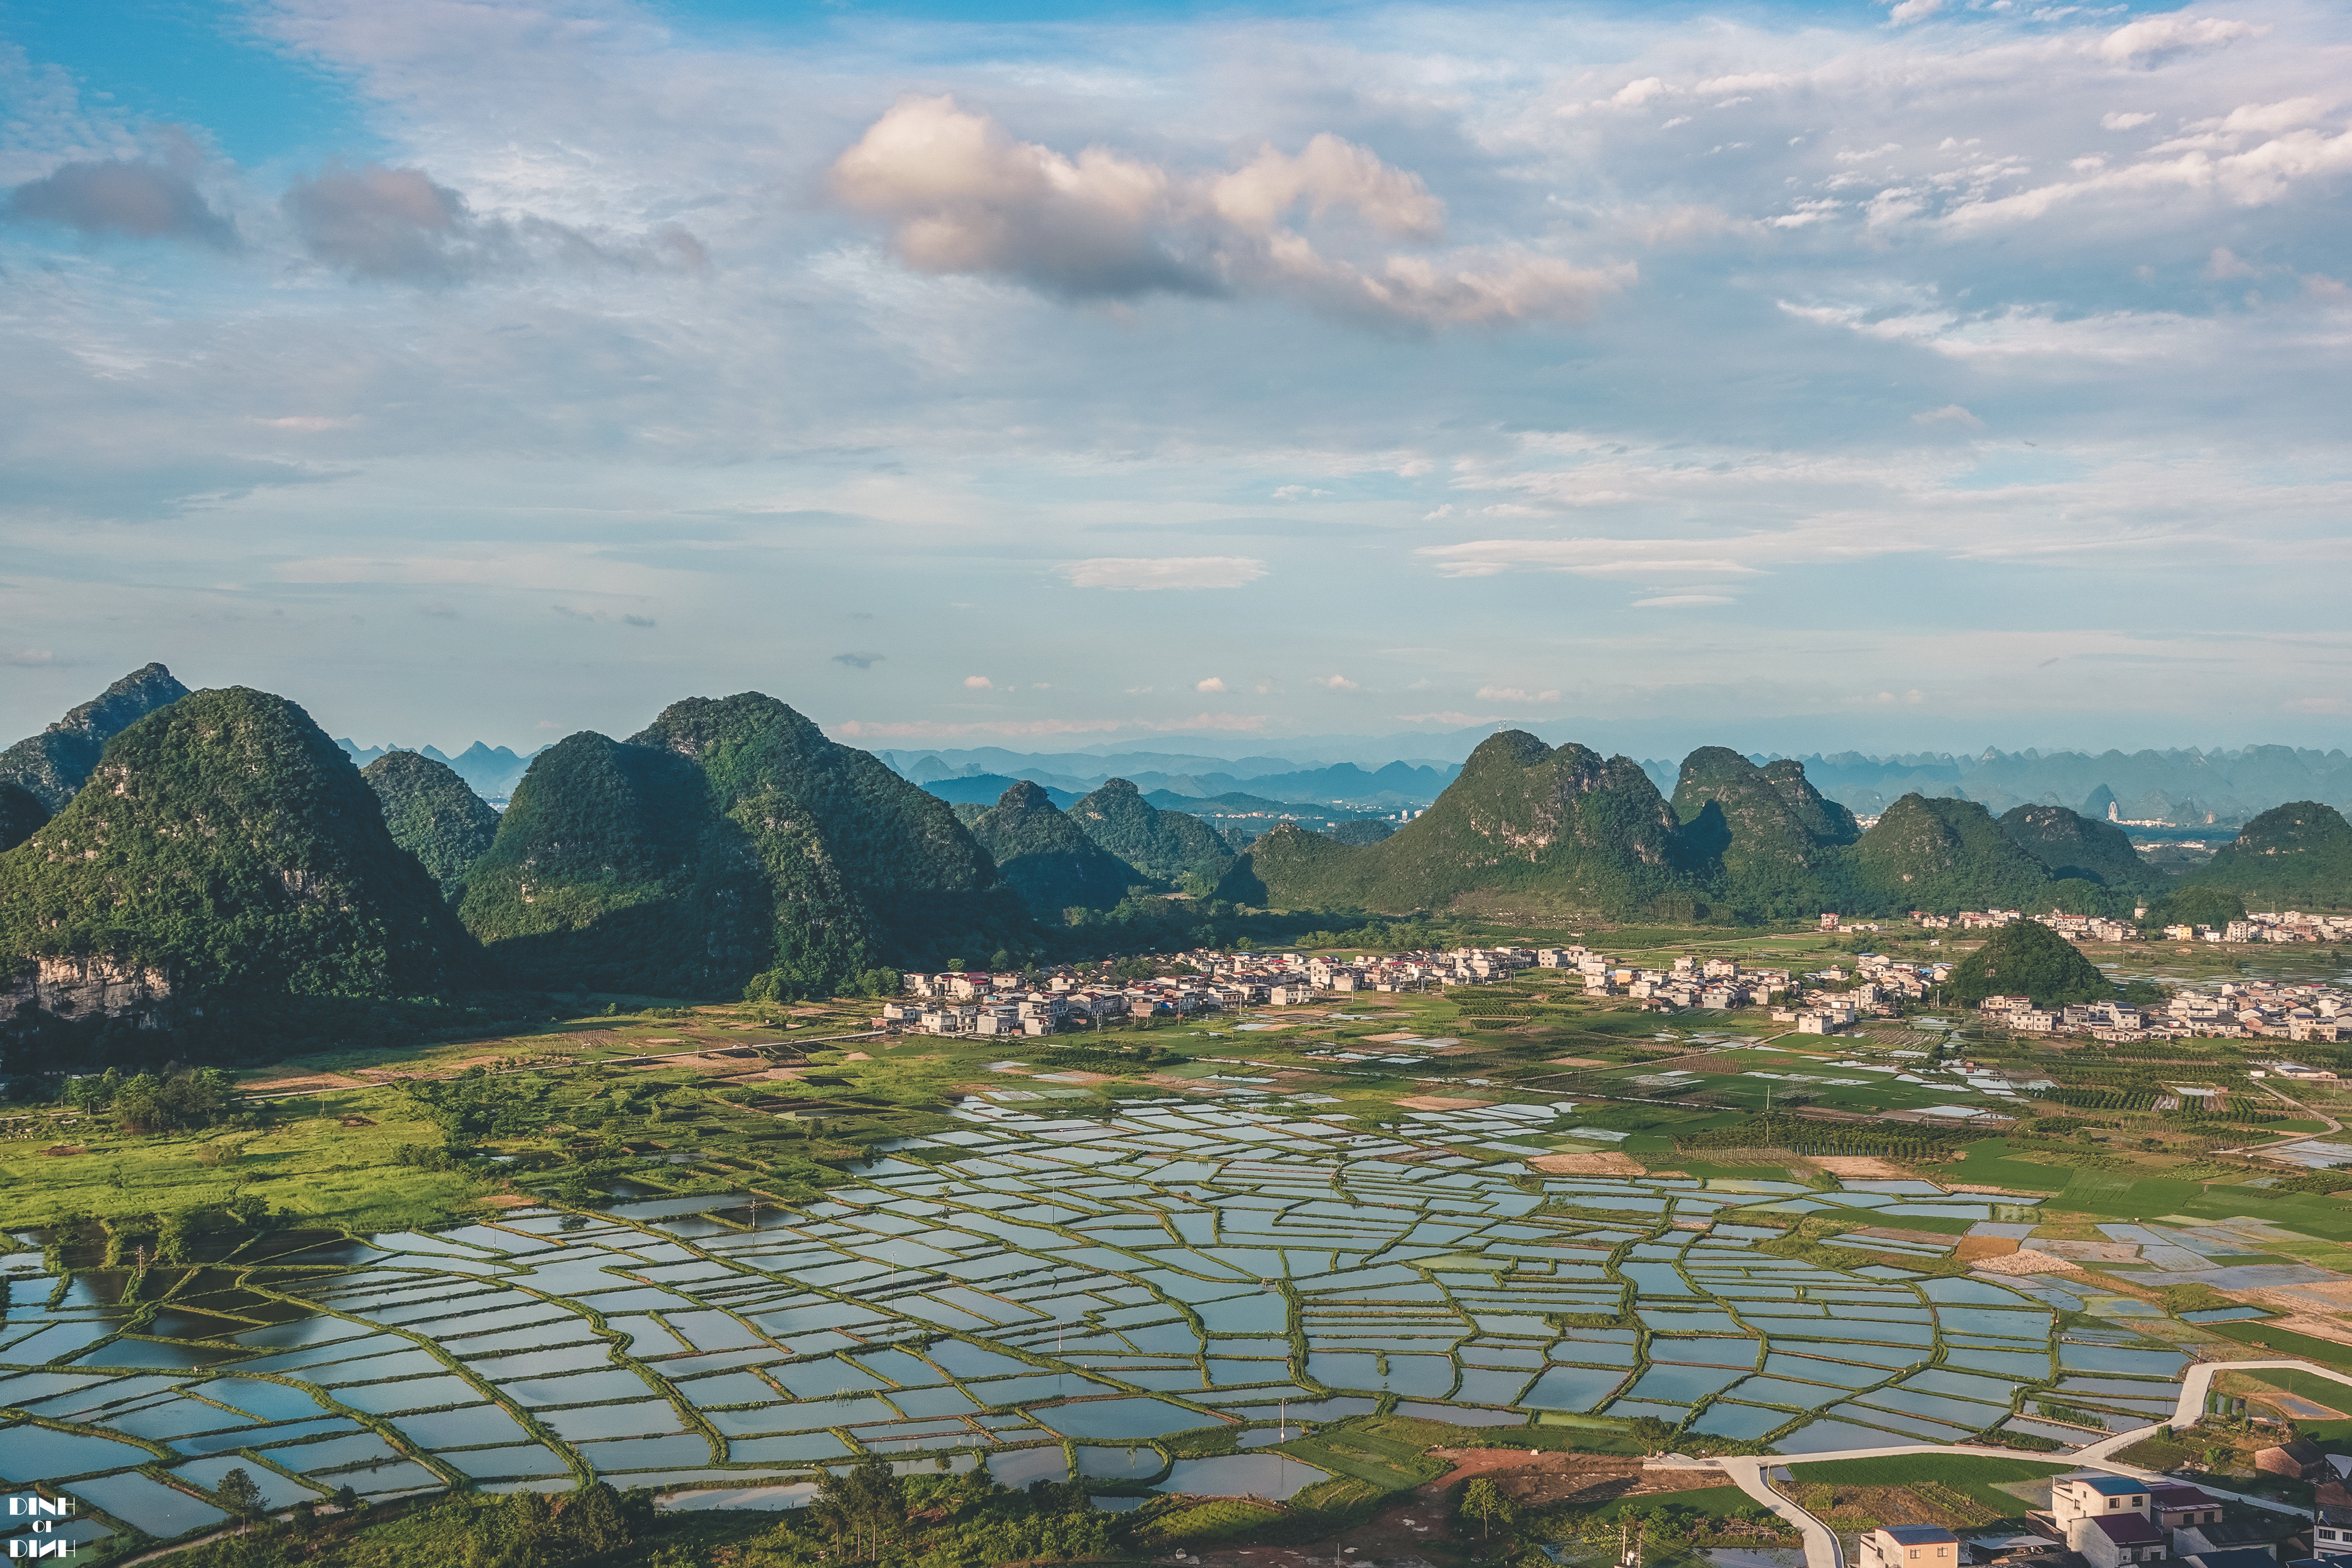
(1, 1096, 2204, 1552)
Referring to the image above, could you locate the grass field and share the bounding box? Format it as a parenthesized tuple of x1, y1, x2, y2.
(2208, 1321, 2352, 1373)
(1788, 1454, 2075, 1519)
(0, 1084, 481, 1228)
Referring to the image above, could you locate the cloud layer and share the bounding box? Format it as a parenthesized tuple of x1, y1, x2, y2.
(0, 0, 2349, 752)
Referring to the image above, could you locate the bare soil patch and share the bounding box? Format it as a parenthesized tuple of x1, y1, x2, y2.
(1396, 1095, 1494, 1112)
(1954, 1235, 2020, 1263)
(1531, 1151, 1646, 1175)
(1814, 1155, 1910, 1179)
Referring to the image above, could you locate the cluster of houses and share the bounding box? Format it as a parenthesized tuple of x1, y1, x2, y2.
(1980, 978, 2352, 1045)
(2197, 912, 2352, 945)
(1862, 1468, 2316, 1568)
(882, 944, 1568, 1038)
(1905, 909, 2352, 946)
(1911, 909, 2142, 941)
(1563, 948, 1799, 1012)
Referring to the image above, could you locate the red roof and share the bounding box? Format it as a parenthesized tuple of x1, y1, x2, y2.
(2092, 1516, 2165, 1546)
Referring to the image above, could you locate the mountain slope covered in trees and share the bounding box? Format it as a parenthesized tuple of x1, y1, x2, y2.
(0, 663, 190, 810)
(0, 687, 479, 1005)
(364, 751, 500, 900)
(2182, 802, 2352, 906)
(964, 782, 1143, 919)
(1224, 731, 1701, 920)
(1066, 779, 1233, 887)
(1221, 732, 2180, 920)
(461, 693, 1033, 998)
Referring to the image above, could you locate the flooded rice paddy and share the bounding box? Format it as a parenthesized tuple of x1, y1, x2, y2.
(0, 1094, 2226, 1550)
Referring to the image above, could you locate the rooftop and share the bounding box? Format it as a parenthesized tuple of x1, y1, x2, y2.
(1884, 1526, 1964, 1546)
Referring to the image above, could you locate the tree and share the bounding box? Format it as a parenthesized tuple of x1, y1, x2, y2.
(1625, 1416, 1677, 1454)
(815, 1456, 906, 1562)
(1461, 1477, 1515, 1540)
(214, 1466, 266, 1527)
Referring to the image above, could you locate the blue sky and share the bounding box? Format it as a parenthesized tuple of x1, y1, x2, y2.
(2, 0, 2348, 760)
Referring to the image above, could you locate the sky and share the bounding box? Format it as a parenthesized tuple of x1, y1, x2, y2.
(2, 0, 2348, 762)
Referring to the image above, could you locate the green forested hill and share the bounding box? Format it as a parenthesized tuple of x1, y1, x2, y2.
(462, 693, 1034, 998)
(2184, 801, 2352, 907)
(1951, 918, 2113, 1007)
(1671, 747, 1841, 920)
(1066, 778, 1232, 886)
(1997, 803, 2157, 889)
(1224, 731, 1699, 918)
(966, 782, 1143, 919)
(363, 751, 499, 899)
(0, 783, 46, 853)
(1219, 738, 2150, 922)
(0, 662, 189, 809)
(1763, 758, 1861, 845)
(0, 687, 478, 1001)
(1845, 793, 2073, 912)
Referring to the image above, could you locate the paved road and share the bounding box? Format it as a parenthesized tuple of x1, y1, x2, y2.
(1708, 1355, 2352, 1568)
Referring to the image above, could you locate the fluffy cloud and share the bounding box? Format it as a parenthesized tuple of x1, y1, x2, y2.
(1196, 677, 1228, 693)
(831, 96, 1626, 327)
(963, 675, 994, 689)
(1059, 557, 1269, 590)
(7, 157, 236, 248)
(2097, 14, 2266, 64)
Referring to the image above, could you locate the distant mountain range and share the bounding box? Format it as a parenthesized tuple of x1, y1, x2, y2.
(299, 730, 2352, 832)
(335, 739, 541, 802)
(1217, 731, 2329, 924)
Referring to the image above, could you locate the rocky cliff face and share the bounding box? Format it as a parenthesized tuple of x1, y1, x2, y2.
(0, 663, 191, 810)
(3, 956, 175, 1029)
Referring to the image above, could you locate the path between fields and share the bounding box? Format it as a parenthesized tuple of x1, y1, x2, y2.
(1713, 1358, 2352, 1568)
(2215, 1084, 2343, 1158)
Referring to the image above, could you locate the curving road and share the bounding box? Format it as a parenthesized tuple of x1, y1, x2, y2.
(1707, 1356, 2352, 1568)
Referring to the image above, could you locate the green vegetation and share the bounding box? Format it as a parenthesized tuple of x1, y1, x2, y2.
(2140, 886, 2249, 933)
(0, 661, 188, 810)
(2186, 801, 2352, 907)
(1067, 777, 1235, 887)
(0, 779, 46, 852)
(1999, 803, 2159, 890)
(1951, 917, 2114, 1007)
(1225, 731, 1700, 920)
(1672, 747, 1856, 922)
(0, 686, 481, 1069)
(460, 693, 1034, 1000)
(362, 749, 499, 900)
(1846, 794, 2082, 914)
(965, 780, 1144, 919)
(1220, 733, 2162, 924)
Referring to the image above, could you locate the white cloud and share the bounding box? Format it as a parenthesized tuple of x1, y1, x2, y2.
(1195, 676, 1228, 693)
(2097, 15, 2266, 64)
(1058, 556, 1269, 590)
(1316, 674, 1359, 690)
(1887, 0, 1944, 24)
(2204, 247, 2257, 279)
(964, 675, 993, 689)
(1912, 404, 1986, 427)
(830, 95, 1627, 327)
(1475, 684, 1562, 703)
(2102, 111, 2157, 131)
